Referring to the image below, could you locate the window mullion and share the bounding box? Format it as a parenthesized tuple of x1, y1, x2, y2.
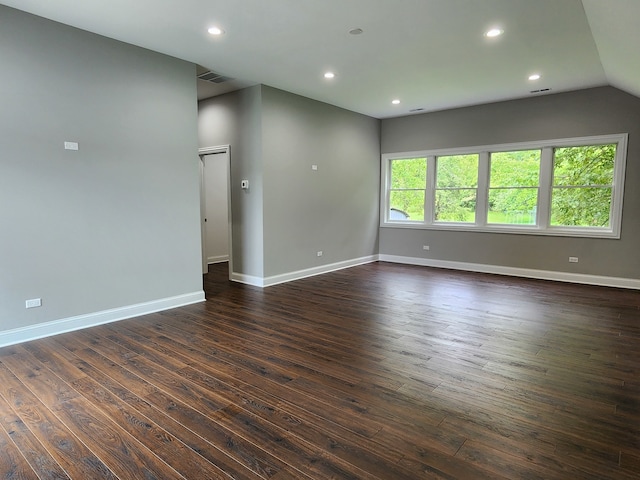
(425, 156, 436, 224)
(537, 147, 553, 228)
(476, 151, 489, 226)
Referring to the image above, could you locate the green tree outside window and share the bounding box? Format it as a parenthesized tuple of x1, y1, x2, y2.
(389, 158, 426, 221)
(551, 144, 615, 227)
(435, 154, 478, 222)
(488, 150, 540, 225)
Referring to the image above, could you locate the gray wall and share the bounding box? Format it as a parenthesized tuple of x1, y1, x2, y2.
(261, 86, 380, 277)
(0, 6, 203, 332)
(198, 86, 264, 277)
(380, 87, 640, 279)
(198, 85, 381, 280)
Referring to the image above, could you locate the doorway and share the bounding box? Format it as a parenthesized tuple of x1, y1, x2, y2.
(199, 146, 231, 279)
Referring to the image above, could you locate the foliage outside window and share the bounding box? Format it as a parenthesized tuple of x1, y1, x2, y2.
(381, 134, 627, 238)
(435, 154, 478, 223)
(551, 144, 615, 228)
(488, 150, 540, 225)
(389, 157, 426, 221)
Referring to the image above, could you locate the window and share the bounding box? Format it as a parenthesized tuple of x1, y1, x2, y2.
(381, 134, 627, 238)
(488, 150, 540, 225)
(388, 157, 426, 222)
(435, 154, 478, 223)
(551, 144, 615, 228)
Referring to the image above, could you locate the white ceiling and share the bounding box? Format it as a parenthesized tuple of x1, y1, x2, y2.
(3, 0, 638, 119)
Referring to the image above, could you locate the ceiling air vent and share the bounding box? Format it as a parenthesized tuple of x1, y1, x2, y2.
(197, 70, 233, 84)
(530, 88, 551, 94)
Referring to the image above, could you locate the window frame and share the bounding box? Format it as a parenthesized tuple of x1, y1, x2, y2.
(380, 133, 628, 238)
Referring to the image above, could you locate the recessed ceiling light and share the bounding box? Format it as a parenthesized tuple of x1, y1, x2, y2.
(392, 99, 401, 105)
(324, 72, 335, 79)
(485, 28, 503, 38)
(207, 26, 224, 35)
(349, 28, 363, 35)
(528, 73, 541, 81)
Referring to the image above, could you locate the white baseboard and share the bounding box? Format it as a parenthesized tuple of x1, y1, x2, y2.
(379, 254, 640, 290)
(207, 255, 229, 264)
(0, 291, 205, 348)
(231, 255, 380, 288)
(230, 272, 265, 287)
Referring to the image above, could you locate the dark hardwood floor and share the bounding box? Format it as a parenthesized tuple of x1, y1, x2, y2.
(1, 261, 639, 479)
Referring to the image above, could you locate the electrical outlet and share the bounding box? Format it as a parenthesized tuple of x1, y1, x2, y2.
(317, 251, 323, 257)
(569, 256, 579, 263)
(423, 245, 430, 250)
(26, 298, 42, 309)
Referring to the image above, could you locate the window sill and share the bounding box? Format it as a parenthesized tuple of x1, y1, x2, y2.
(380, 221, 620, 239)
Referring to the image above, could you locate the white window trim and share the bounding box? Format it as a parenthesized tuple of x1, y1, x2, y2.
(380, 133, 628, 239)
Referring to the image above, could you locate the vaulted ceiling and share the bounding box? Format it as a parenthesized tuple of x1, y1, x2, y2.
(3, 0, 638, 119)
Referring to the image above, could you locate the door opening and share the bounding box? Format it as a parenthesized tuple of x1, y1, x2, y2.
(199, 145, 231, 281)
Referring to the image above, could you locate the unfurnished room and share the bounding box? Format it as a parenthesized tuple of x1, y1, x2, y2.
(1, 1, 639, 478)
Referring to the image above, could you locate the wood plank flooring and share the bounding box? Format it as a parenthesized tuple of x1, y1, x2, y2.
(1, 261, 639, 479)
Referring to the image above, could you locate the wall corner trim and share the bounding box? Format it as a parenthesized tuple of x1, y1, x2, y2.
(378, 255, 640, 290)
(0, 291, 206, 348)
